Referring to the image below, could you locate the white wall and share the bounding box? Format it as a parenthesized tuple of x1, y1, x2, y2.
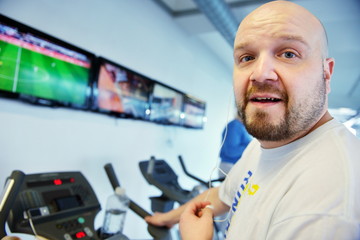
(0, 0, 233, 239)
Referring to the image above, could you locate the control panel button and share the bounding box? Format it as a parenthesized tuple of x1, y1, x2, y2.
(64, 233, 73, 240)
(84, 227, 93, 237)
(77, 217, 85, 224)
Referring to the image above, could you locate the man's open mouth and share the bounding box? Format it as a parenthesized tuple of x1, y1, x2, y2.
(251, 97, 282, 103)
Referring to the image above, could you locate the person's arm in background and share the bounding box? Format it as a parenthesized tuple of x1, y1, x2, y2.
(220, 121, 251, 161)
(145, 187, 229, 228)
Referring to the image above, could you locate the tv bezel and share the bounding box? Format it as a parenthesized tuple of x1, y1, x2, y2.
(0, 14, 96, 110)
(91, 56, 154, 120)
(149, 80, 184, 126)
(181, 94, 206, 129)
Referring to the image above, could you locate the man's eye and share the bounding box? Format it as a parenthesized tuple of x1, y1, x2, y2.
(282, 51, 296, 58)
(240, 55, 254, 62)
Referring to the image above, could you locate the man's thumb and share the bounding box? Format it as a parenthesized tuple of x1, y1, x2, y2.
(202, 205, 214, 218)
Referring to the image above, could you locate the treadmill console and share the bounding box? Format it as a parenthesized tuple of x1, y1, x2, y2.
(7, 171, 101, 240)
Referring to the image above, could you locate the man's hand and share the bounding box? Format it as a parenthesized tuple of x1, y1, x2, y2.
(179, 201, 214, 240)
(145, 211, 177, 228)
(1, 236, 21, 240)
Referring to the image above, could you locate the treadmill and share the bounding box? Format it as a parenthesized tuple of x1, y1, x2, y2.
(0, 168, 171, 240)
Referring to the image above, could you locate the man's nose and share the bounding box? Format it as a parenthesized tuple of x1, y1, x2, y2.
(249, 54, 278, 82)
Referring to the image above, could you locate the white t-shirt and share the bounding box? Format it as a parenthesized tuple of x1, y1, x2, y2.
(219, 119, 360, 239)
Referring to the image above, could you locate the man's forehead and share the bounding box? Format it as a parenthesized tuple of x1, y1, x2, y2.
(234, 32, 309, 50)
(235, 12, 318, 49)
(235, 16, 310, 48)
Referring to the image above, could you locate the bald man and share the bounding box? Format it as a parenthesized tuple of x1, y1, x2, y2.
(145, 1, 360, 239)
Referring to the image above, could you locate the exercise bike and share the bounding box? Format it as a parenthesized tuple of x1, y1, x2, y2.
(139, 155, 224, 239)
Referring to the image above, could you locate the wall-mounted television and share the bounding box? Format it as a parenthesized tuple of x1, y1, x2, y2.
(181, 94, 207, 129)
(0, 14, 95, 109)
(92, 57, 154, 119)
(149, 81, 183, 125)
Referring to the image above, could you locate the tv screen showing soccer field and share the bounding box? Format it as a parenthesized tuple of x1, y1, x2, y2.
(93, 57, 154, 119)
(150, 82, 183, 125)
(0, 15, 93, 108)
(182, 94, 206, 129)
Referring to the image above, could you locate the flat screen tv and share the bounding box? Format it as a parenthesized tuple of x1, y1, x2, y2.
(0, 14, 95, 109)
(149, 81, 183, 125)
(182, 94, 206, 129)
(92, 57, 154, 119)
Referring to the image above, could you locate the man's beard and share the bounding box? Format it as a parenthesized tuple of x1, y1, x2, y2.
(237, 78, 327, 142)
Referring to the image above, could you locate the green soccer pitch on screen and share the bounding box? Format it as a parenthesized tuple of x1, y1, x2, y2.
(0, 14, 95, 109)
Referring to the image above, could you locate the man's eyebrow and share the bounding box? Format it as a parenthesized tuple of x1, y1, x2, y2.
(275, 34, 309, 47)
(234, 42, 250, 51)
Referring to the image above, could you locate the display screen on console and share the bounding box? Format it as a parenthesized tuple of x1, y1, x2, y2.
(42, 189, 83, 212)
(54, 195, 82, 211)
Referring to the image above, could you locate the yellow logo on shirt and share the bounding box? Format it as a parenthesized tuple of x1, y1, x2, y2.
(246, 183, 259, 195)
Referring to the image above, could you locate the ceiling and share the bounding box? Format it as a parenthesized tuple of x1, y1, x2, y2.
(153, 0, 360, 118)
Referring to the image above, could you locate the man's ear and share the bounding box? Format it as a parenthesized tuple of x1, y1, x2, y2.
(324, 57, 335, 93)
